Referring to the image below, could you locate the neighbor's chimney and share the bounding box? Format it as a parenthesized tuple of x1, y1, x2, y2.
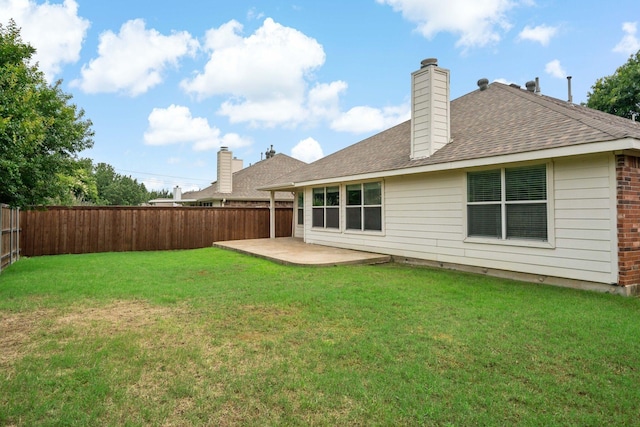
(173, 186, 182, 201)
(232, 157, 243, 173)
(411, 58, 451, 160)
(217, 146, 233, 193)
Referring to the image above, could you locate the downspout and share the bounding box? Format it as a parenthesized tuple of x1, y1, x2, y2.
(269, 191, 275, 239)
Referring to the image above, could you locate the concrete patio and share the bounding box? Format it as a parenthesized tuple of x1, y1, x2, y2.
(213, 237, 391, 266)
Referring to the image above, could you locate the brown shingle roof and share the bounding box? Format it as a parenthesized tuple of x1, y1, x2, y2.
(184, 153, 305, 201)
(264, 82, 640, 189)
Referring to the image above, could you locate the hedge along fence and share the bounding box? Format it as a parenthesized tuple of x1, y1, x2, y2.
(1, 204, 20, 272)
(20, 206, 293, 257)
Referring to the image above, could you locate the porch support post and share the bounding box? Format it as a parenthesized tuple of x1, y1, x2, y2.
(269, 191, 275, 239)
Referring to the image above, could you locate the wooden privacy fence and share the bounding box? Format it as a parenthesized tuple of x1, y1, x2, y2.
(1, 204, 20, 272)
(20, 206, 293, 257)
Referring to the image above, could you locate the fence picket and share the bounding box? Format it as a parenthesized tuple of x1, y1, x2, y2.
(1, 204, 20, 272)
(19, 206, 292, 257)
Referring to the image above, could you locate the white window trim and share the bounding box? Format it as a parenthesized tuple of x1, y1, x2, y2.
(343, 180, 385, 235)
(463, 162, 555, 249)
(296, 192, 304, 226)
(311, 186, 341, 231)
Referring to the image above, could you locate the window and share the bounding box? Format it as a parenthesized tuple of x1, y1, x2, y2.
(346, 182, 382, 231)
(297, 192, 304, 225)
(467, 164, 547, 241)
(312, 186, 339, 228)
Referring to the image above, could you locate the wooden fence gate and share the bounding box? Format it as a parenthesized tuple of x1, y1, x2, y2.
(1, 204, 20, 273)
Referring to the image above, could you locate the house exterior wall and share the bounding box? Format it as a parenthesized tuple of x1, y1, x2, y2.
(616, 154, 640, 286)
(302, 153, 619, 286)
(223, 200, 292, 208)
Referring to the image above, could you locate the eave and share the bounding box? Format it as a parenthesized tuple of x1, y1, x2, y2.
(260, 137, 640, 190)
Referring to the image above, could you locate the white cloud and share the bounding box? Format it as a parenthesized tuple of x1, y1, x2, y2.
(376, 0, 521, 49)
(72, 19, 198, 96)
(219, 98, 308, 128)
(291, 137, 324, 163)
(307, 81, 348, 122)
(494, 78, 512, 85)
(247, 7, 265, 21)
(1, 0, 89, 81)
(545, 59, 566, 79)
(181, 18, 330, 127)
(331, 105, 410, 134)
(517, 24, 558, 46)
(142, 178, 168, 192)
(143, 104, 251, 152)
(613, 22, 640, 56)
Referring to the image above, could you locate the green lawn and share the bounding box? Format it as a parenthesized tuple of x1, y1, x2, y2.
(1, 248, 639, 426)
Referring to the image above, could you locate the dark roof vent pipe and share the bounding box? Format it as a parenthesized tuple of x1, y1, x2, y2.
(525, 80, 536, 92)
(567, 76, 573, 103)
(477, 78, 489, 91)
(420, 58, 438, 68)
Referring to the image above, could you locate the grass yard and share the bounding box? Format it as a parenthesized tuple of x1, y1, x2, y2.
(1, 248, 639, 426)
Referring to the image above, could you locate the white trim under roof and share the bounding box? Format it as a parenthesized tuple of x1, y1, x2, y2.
(259, 137, 640, 191)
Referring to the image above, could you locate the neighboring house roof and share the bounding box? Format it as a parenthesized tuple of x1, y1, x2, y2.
(262, 82, 640, 189)
(184, 153, 306, 201)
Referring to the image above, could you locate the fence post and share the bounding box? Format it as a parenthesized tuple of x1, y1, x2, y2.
(0, 204, 20, 273)
(0, 204, 3, 272)
(12, 206, 19, 264)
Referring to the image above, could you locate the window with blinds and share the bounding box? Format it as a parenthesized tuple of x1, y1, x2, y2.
(467, 164, 547, 241)
(297, 192, 304, 225)
(346, 182, 382, 231)
(312, 186, 339, 229)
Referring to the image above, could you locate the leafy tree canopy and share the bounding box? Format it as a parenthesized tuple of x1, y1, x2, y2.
(93, 162, 150, 206)
(0, 19, 94, 208)
(586, 50, 640, 120)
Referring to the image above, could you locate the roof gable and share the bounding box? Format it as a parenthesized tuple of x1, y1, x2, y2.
(185, 153, 306, 201)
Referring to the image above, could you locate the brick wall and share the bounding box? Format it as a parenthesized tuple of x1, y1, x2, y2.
(616, 154, 640, 287)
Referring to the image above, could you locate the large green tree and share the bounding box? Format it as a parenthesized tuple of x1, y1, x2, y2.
(0, 20, 94, 208)
(586, 50, 640, 120)
(93, 162, 149, 206)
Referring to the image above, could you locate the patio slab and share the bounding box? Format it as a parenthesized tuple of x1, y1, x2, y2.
(213, 237, 391, 266)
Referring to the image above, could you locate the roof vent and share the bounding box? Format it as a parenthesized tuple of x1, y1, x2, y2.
(477, 78, 489, 91)
(525, 80, 536, 92)
(420, 58, 438, 68)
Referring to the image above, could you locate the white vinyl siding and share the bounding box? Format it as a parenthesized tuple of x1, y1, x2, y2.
(302, 153, 617, 285)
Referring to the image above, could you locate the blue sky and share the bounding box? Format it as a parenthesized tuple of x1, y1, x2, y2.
(2, 0, 639, 191)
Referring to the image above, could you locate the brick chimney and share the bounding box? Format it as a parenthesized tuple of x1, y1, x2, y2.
(410, 58, 450, 159)
(217, 147, 233, 193)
